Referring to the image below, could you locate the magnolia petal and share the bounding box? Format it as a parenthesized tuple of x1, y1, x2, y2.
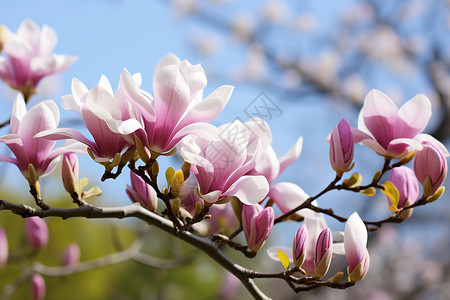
(153, 53, 181, 79)
(223, 175, 269, 205)
(120, 68, 155, 121)
(395, 94, 431, 139)
(201, 190, 222, 204)
(278, 136, 303, 175)
(11, 94, 27, 133)
(38, 25, 57, 57)
(35, 128, 96, 149)
(344, 212, 368, 273)
(0, 153, 18, 165)
(269, 182, 309, 216)
(416, 134, 450, 157)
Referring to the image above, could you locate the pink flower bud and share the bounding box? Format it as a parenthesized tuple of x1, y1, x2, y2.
(388, 166, 419, 209)
(292, 224, 308, 268)
(414, 141, 447, 197)
(26, 217, 49, 252)
(329, 119, 354, 175)
(61, 153, 79, 194)
(344, 212, 370, 283)
(126, 172, 158, 212)
(61, 243, 80, 267)
(314, 227, 333, 279)
(0, 228, 8, 267)
(242, 204, 274, 253)
(31, 274, 45, 300)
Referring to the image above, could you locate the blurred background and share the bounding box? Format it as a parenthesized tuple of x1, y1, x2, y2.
(1, 0, 450, 299)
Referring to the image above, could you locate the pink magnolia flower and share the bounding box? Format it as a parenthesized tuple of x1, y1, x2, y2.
(388, 166, 419, 215)
(414, 141, 448, 197)
(314, 227, 333, 279)
(121, 53, 234, 154)
(30, 274, 45, 300)
(180, 120, 269, 205)
(242, 204, 274, 252)
(293, 224, 308, 268)
(26, 217, 49, 252)
(244, 118, 303, 184)
(61, 243, 80, 267)
(344, 212, 370, 283)
(0, 228, 8, 268)
(36, 72, 138, 170)
(329, 118, 354, 175)
(0, 94, 84, 184)
(0, 20, 76, 97)
(126, 171, 158, 212)
(353, 89, 431, 158)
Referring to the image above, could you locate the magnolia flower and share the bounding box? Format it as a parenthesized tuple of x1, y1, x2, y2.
(268, 182, 309, 220)
(30, 274, 45, 300)
(26, 217, 49, 252)
(244, 118, 303, 184)
(414, 141, 448, 197)
(388, 166, 419, 219)
(329, 118, 354, 175)
(61, 243, 80, 267)
(121, 53, 234, 155)
(0, 228, 8, 268)
(353, 89, 431, 158)
(0, 20, 76, 98)
(180, 120, 269, 205)
(0, 94, 84, 184)
(344, 212, 370, 283)
(126, 171, 158, 212)
(314, 228, 333, 279)
(36, 73, 137, 170)
(242, 204, 274, 253)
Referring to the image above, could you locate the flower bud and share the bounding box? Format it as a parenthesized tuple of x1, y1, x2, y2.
(314, 227, 333, 279)
(329, 119, 354, 176)
(292, 224, 308, 268)
(126, 172, 158, 212)
(414, 141, 448, 198)
(242, 204, 274, 253)
(0, 228, 8, 268)
(344, 212, 370, 283)
(26, 217, 49, 252)
(61, 243, 80, 267)
(388, 166, 419, 219)
(30, 274, 45, 300)
(61, 153, 79, 195)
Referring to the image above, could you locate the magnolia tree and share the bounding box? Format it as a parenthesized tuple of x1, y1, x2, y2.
(0, 20, 448, 300)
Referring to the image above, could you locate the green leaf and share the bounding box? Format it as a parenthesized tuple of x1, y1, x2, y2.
(381, 181, 399, 211)
(278, 250, 290, 270)
(77, 177, 89, 195)
(83, 186, 102, 200)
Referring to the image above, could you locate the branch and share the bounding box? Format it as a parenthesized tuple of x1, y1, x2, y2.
(0, 200, 270, 300)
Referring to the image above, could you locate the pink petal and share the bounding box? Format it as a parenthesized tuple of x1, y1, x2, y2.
(344, 212, 368, 273)
(394, 94, 431, 139)
(278, 136, 303, 176)
(223, 175, 269, 205)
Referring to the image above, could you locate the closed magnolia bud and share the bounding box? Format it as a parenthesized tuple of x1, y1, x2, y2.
(314, 228, 333, 279)
(61, 153, 79, 194)
(30, 274, 45, 300)
(329, 119, 354, 176)
(0, 228, 8, 268)
(388, 166, 419, 209)
(414, 141, 448, 197)
(62, 243, 80, 267)
(126, 172, 158, 212)
(292, 224, 308, 268)
(242, 204, 274, 253)
(344, 212, 370, 283)
(26, 217, 49, 252)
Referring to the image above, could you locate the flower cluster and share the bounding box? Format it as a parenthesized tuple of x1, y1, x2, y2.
(0, 20, 448, 299)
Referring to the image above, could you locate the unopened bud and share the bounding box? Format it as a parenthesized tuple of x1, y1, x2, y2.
(62, 243, 80, 267)
(181, 161, 191, 180)
(30, 274, 45, 300)
(0, 228, 8, 268)
(170, 170, 185, 197)
(26, 217, 49, 252)
(61, 153, 79, 195)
